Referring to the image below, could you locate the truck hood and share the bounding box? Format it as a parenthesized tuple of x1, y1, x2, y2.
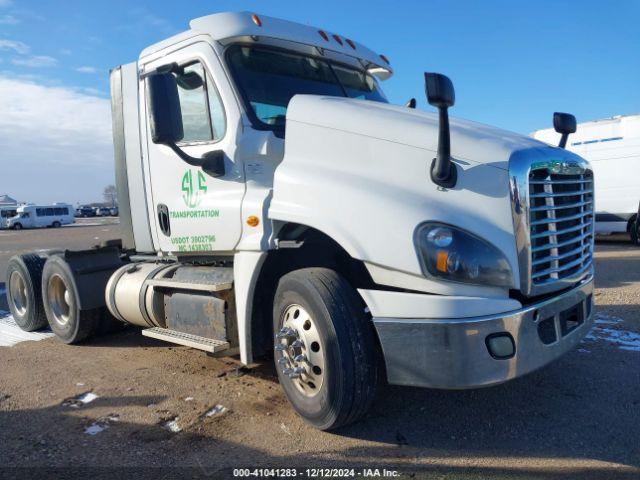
(286, 95, 549, 170)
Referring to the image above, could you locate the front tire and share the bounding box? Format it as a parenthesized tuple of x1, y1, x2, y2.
(52, 221, 61, 228)
(5, 254, 48, 331)
(13, 223, 22, 230)
(41, 256, 99, 344)
(273, 268, 378, 430)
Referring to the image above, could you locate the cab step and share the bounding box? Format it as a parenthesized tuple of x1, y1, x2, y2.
(142, 327, 230, 353)
(146, 277, 232, 292)
(146, 266, 233, 293)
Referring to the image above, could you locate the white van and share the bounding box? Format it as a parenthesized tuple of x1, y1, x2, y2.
(533, 114, 640, 236)
(6, 203, 75, 230)
(0, 206, 18, 229)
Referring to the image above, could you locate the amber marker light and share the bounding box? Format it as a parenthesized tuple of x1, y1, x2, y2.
(318, 30, 329, 41)
(247, 216, 260, 227)
(251, 14, 262, 26)
(332, 34, 343, 45)
(436, 251, 449, 273)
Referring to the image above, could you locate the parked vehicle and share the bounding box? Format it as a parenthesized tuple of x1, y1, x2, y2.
(0, 206, 18, 229)
(75, 206, 96, 218)
(533, 114, 640, 240)
(96, 207, 112, 216)
(4, 12, 594, 430)
(6, 203, 74, 230)
(109, 207, 119, 216)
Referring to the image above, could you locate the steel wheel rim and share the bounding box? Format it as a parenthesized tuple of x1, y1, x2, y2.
(275, 304, 325, 397)
(9, 271, 28, 316)
(47, 274, 71, 326)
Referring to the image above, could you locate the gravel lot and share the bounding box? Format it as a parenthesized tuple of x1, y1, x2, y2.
(0, 225, 638, 479)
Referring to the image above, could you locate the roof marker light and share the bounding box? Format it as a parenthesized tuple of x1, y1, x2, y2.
(345, 38, 356, 49)
(332, 34, 343, 45)
(380, 54, 390, 65)
(318, 30, 329, 41)
(251, 14, 262, 27)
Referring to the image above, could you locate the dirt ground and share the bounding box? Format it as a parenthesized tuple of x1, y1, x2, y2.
(0, 229, 638, 479)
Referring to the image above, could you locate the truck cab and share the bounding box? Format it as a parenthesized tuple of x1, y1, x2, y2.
(5, 12, 595, 430)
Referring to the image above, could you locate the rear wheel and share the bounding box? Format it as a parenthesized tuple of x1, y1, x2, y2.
(13, 223, 22, 230)
(52, 221, 61, 228)
(5, 254, 48, 331)
(41, 256, 99, 343)
(629, 215, 640, 246)
(273, 268, 378, 430)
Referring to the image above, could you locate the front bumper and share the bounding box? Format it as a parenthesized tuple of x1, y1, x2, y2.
(372, 275, 594, 389)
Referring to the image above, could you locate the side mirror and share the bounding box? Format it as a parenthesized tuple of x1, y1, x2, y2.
(405, 98, 417, 109)
(146, 69, 225, 178)
(147, 72, 184, 145)
(553, 112, 577, 149)
(425, 72, 455, 109)
(425, 72, 456, 188)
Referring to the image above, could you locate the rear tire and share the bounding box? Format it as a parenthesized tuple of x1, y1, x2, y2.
(629, 216, 640, 246)
(13, 223, 22, 230)
(52, 221, 61, 228)
(272, 268, 378, 430)
(5, 254, 48, 331)
(41, 256, 99, 344)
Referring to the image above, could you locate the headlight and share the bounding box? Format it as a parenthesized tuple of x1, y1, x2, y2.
(415, 223, 513, 288)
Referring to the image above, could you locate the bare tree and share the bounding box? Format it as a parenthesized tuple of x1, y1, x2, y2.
(103, 185, 117, 207)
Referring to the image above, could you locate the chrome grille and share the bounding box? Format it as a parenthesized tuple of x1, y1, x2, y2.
(528, 169, 594, 286)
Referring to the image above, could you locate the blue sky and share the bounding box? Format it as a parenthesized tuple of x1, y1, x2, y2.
(0, 0, 638, 203)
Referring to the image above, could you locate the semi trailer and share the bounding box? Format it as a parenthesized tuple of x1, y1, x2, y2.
(4, 12, 595, 430)
(533, 114, 640, 240)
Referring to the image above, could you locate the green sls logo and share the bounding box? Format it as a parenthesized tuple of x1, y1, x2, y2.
(181, 169, 207, 208)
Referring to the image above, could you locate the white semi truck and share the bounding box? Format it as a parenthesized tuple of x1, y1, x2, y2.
(4, 12, 595, 430)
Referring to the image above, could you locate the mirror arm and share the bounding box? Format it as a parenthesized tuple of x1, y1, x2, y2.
(430, 106, 457, 188)
(167, 142, 202, 167)
(166, 143, 225, 177)
(558, 133, 569, 149)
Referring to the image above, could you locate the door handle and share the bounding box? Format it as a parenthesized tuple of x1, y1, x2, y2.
(157, 204, 171, 236)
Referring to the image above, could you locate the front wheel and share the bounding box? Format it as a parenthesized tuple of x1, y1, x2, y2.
(273, 268, 379, 430)
(52, 221, 61, 228)
(13, 223, 22, 230)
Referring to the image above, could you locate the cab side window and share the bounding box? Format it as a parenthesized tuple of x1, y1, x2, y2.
(174, 62, 226, 144)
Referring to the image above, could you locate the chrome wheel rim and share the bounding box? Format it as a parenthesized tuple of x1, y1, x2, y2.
(275, 304, 325, 397)
(47, 274, 71, 326)
(9, 271, 28, 316)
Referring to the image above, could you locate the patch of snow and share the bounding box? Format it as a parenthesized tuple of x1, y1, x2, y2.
(205, 404, 227, 417)
(78, 392, 99, 404)
(584, 314, 640, 352)
(163, 417, 181, 433)
(85, 423, 106, 435)
(63, 391, 99, 408)
(184, 397, 194, 402)
(0, 312, 54, 347)
(84, 415, 119, 435)
(76, 383, 85, 387)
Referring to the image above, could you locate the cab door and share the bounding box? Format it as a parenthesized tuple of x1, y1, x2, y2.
(140, 41, 245, 254)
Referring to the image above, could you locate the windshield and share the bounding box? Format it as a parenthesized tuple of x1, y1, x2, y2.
(226, 45, 387, 130)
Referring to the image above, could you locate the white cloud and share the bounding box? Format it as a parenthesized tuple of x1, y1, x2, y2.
(75, 66, 98, 74)
(0, 39, 29, 54)
(0, 14, 18, 24)
(0, 75, 114, 204)
(11, 55, 57, 68)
